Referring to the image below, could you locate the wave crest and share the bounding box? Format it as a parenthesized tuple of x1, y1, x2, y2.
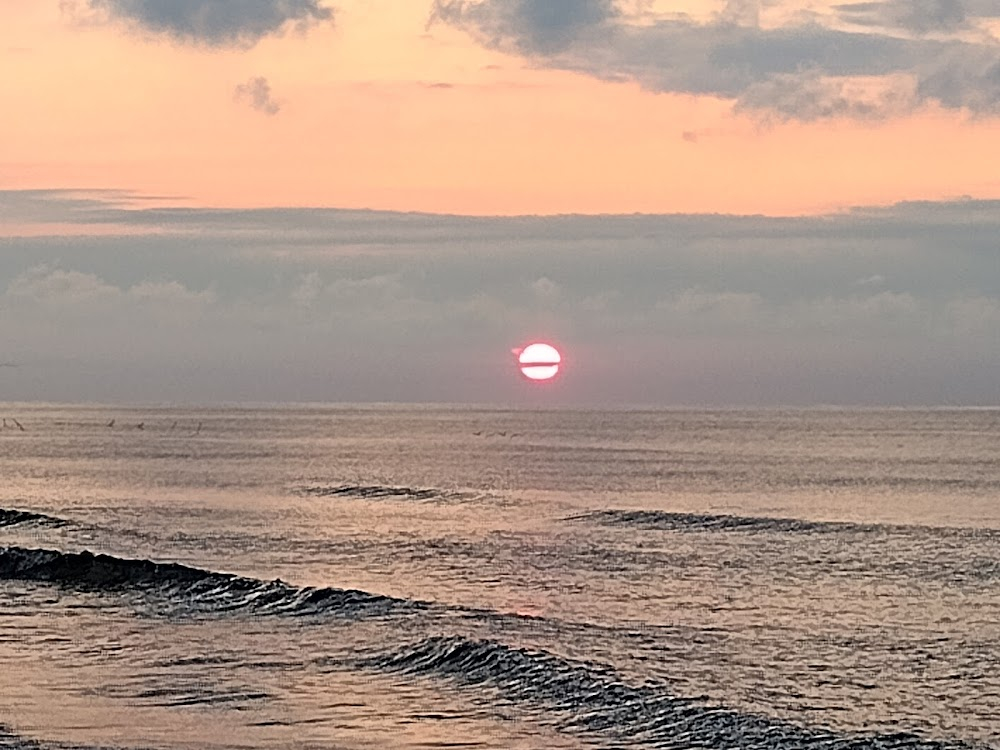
(362, 635, 618, 698)
(0, 546, 418, 618)
(0, 509, 69, 529)
(365, 635, 979, 750)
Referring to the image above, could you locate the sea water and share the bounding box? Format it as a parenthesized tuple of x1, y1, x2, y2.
(1, 404, 998, 749)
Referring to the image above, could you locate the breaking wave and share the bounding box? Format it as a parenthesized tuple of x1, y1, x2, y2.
(0, 723, 131, 750)
(0, 509, 69, 529)
(0, 546, 419, 618)
(0, 726, 42, 750)
(363, 635, 979, 750)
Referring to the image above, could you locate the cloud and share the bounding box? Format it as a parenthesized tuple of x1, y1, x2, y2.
(719, 0, 764, 27)
(915, 46, 1000, 113)
(666, 288, 764, 319)
(291, 271, 323, 307)
(803, 290, 922, 331)
(7, 265, 120, 307)
(82, 0, 334, 47)
(2, 191, 1000, 404)
(735, 72, 918, 122)
(430, 0, 1000, 119)
(654, 288, 766, 336)
(6, 265, 214, 314)
(235, 76, 281, 115)
(127, 279, 217, 307)
(855, 274, 886, 287)
(833, 0, 1000, 33)
(531, 276, 561, 304)
(946, 294, 1000, 335)
(430, 0, 618, 54)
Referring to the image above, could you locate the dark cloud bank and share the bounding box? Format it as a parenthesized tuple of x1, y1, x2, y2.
(431, 0, 1000, 119)
(1, 190, 999, 405)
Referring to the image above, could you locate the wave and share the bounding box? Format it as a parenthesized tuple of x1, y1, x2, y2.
(296, 484, 482, 503)
(364, 635, 979, 750)
(568, 509, 846, 534)
(0, 546, 420, 618)
(0, 726, 45, 750)
(0, 509, 69, 529)
(0, 726, 29, 750)
(569, 509, 1000, 539)
(0, 724, 131, 750)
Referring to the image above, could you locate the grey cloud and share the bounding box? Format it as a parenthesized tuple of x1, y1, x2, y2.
(946, 295, 1000, 335)
(2, 190, 999, 404)
(835, 0, 967, 32)
(578, 21, 987, 117)
(834, 0, 1000, 33)
(235, 76, 281, 115)
(531, 276, 561, 305)
(7, 265, 120, 306)
(6, 266, 215, 322)
(735, 71, 916, 121)
(719, 0, 761, 27)
(87, 0, 333, 47)
(855, 274, 886, 287)
(968, 0, 1000, 13)
(431, 0, 1000, 118)
(430, 0, 618, 54)
(0, 189, 138, 223)
(916, 47, 1000, 112)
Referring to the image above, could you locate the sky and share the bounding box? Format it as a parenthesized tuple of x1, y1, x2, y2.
(1, 0, 999, 405)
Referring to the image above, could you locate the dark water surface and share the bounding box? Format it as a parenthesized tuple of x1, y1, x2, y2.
(1, 404, 998, 749)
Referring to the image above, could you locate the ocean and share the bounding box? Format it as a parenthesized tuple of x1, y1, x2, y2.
(1, 404, 998, 749)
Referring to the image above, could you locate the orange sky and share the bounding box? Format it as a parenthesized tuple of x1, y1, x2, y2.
(2, 0, 999, 215)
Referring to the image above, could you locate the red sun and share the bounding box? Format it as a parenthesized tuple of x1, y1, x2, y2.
(514, 342, 562, 382)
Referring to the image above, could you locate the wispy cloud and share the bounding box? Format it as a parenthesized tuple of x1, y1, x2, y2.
(235, 76, 281, 115)
(74, 0, 334, 47)
(430, 0, 1000, 120)
(833, 0, 1000, 33)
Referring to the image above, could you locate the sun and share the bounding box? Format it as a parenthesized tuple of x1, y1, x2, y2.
(515, 342, 562, 382)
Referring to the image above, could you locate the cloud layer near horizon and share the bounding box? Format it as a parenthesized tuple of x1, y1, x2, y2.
(431, 0, 1000, 119)
(1, 190, 998, 405)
